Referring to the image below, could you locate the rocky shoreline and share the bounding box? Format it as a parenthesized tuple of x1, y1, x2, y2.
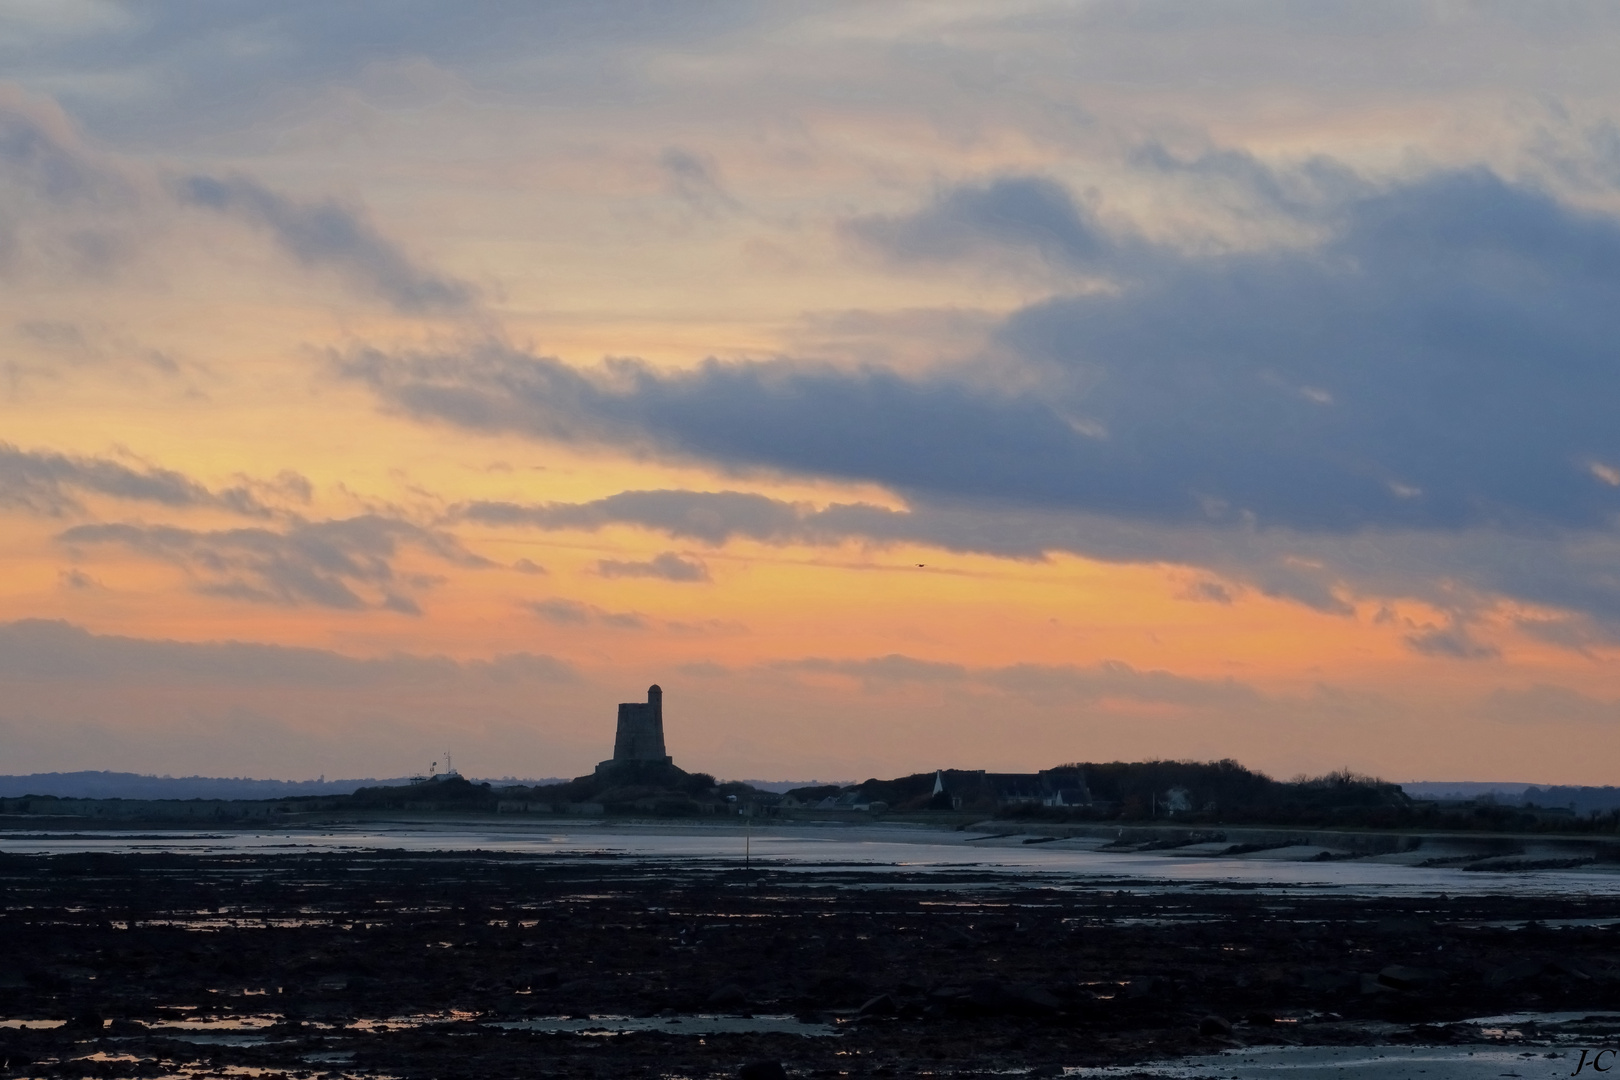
(2, 847, 1617, 1078)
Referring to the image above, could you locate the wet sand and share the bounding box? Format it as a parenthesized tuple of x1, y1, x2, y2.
(2, 839, 1618, 1079)
(2, 819, 1615, 896)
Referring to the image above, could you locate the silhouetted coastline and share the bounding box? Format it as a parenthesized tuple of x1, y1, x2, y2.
(7, 759, 1615, 839)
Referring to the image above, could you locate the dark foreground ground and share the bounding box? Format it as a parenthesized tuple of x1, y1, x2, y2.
(2, 848, 1618, 1078)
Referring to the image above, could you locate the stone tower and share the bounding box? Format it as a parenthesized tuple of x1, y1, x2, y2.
(607, 684, 671, 766)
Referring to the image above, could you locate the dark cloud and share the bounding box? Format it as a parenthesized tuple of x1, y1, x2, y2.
(846, 175, 1116, 269)
(349, 169, 1620, 538)
(996, 168, 1620, 534)
(461, 489, 846, 545)
(0, 90, 127, 207)
(0, 89, 467, 320)
(1180, 579, 1235, 604)
(57, 568, 100, 591)
(0, 617, 574, 686)
(527, 598, 588, 625)
(1514, 614, 1612, 653)
(0, 89, 137, 276)
(596, 551, 710, 583)
(1128, 142, 1369, 221)
(525, 598, 646, 630)
(659, 147, 740, 216)
(455, 486, 1620, 631)
(1404, 620, 1501, 660)
(4, 3, 766, 144)
(179, 174, 475, 313)
(58, 514, 488, 613)
(0, 441, 279, 517)
(782, 654, 965, 684)
(342, 343, 1107, 513)
(458, 488, 1052, 558)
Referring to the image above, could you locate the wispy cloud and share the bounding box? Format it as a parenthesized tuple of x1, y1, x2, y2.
(0, 442, 289, 518)
(525, 597, 647, 630)
(58, 515, 489, 613)
(659, 147, 740, 217)
(846, 175, 1118, 270)
(1404, 620, 1501, 661)
(596, 551, 710, 583)
(775, 653, 1262, 708)
(0, 618, 574, 687)
(179, 173, 476, 313)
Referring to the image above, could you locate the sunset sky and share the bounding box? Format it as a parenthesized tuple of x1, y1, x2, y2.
(4, 2, 1620, 784)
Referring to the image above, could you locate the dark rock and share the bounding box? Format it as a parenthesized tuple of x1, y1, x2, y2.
(1378, 964, 1447, 990)
(1359, 973, 1395, 995)
(1009, 985, 1062, 1014)
(708, 983, 749, 1009)
(738, 1062, 787, 1080)
(1299, 968, 1355, 994)
(963, 980, 1009, 1014)
(807, 974, 870, 1002)
(1376, 918, 1428, 935)
(1198, 1014, 1233, 1036)
(65, 1010, 103, 1032)
(1551, 957, 1597, 981)
(858, 993, 898, 1017)
(1486, 959, 1546, 988)
(924, 980, 1059, 1017)
(1125, 975, 1162, 1000)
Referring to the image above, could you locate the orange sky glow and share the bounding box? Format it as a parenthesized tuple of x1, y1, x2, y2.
(3, 4, 1620, 784)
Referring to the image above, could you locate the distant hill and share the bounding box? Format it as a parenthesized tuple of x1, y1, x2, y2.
(1517, 785, 1620, 815)
(1400, 781, 1535, 800)
(0, 771, 565, 801)
(734, 779, 852, 794)
(1402, 781, 1620, 814)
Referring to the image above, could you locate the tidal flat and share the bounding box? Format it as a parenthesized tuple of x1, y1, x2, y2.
(1, 837, 1617, 1079)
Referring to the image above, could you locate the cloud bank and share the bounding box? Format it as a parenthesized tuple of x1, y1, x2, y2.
(348, 170, 1620, 537)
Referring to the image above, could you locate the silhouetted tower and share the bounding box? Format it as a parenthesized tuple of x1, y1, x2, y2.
(611, 684, 671, 764)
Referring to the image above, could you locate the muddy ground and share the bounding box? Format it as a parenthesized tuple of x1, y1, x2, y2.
(1, 848, 1617, 1078)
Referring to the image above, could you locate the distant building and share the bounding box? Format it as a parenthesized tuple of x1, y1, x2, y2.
(597, 684, 672, 772)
